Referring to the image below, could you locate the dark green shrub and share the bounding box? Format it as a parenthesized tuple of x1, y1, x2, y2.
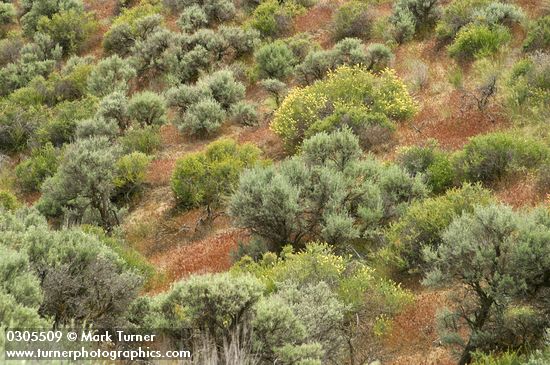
(0, 3, 16, 31)
(103, 23, 135, 56)
(248, 0, 298, 38)
(113, 152, 151, 197)
(448, 24, 511, 61)
(0, 190, 20, 211)
(523, 15, 550, 52)
(332, 37, 368, 67)
(20, 0, 84, 36)
(388, 183, 493, 270)
(171, 139, 262, 210)
(218, 25, 260, 59)
(260, 78, 288, 106)
(456, 132, 549, 184)
(120, 125, 161, 154)
(230, 102, 259, 126)
(390, 0, 440, 42)
(36, 9, 97, 56)
(0, 103, 44, 153)
(127, 91, 167, 127)
(284, 32, 319, 62)
(180, 98, 226, 137)
(15, 143, 60, 192)
(295, 49, 335, 85)
(365, 43, 394, 72)
(332, 1, 372, 41)
(435, 0, 491, 42)
(255, 40, 297, 80)
(131, 27, 174, 76)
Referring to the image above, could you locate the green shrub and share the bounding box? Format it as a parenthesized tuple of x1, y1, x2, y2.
(523, 15, 550, 52)
(36, 9, 97, 56)
(0, 103, 44, 153)
(473, 2, 524, 28)
(218, 25, 260, 59)
(0, 3, 16, 29)
(97, 91, 129, 130)
(260, 78, 288, 106)
(75, 117, 120, 139)
(88, 55, 137, 97)
(365, 43, 394, 72)
(535, 160, 550, 196)
(20, 0, 84, 36)
(230, 102, 259, 126)
(171, 139, 262, 209)
(15, 143, 60, 192)
(306, 105, 395, 152)
(177, 5, 208, 32)
(0, 190, 20, 211)
(128, 91, 167, 127)
(390, 0, 440, 42)
(120, 125, 161, 154)
(332, 1, 372, 41)
(131, 27, 174, 76)
(456, 132, 549, 185)
(435, 0, 491, 42)
(248, 0, 301, 38)
(230, 128, 427, 248)
(255, 41, 297, 80)
(387, 183, 493, 270)
(332, 37, 368, 66)
(103, 23, 135, 56)
(448, 24, 511, 61)
(113, 152, 151, 196)
(197, 70, 246, 110)
(271, 65, 417, 152)
(397, 141, 455, 193)
(295, 49, 335, 85)
(179, 98, 226, 137)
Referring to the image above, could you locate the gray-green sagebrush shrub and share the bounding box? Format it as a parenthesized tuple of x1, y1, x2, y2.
(97, 91, 129, 130)
(424, 204, 550, 365)
(119, 125, 161, 154)
(128, 91, 167, 127)
(20, 0, 84, 36)
(524, 15, 550, 52)
(332, 1, 373, 41)
(38, 136, 122, 231)
(230, 128, 427, 249)
(75, 116, 120, 140)
(231, 101, 259, 126)
(0, 207, 143, 328)
(255, 40, 297, 80)
(390, 0, 441, 43)
(179, 98, 226, 137)
(88, 55, 137, 96)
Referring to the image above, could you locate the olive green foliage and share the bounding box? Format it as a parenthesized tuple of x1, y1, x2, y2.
(0, 246, 48, 328)
(87, 55, 137, 97)
(0, 3, 16, 28)
(75, 116, 120, 140)
(523, 15, 550, 52)
(0, 33, 61, 97)
(119, 125, 162, 154)
(255, 40, 297, 80)
(0, 101, 44, 153)
(261, 78, 288, 106)
(387, 183, 493, 270)
(179, 98, 226, 137)
(435, 0, 522, 43)
(38, 137, 122, 231)
(365, 43, 394, 72)
(113, 152, 151, 197)
(332, 1, 373, 41)
(390, 0, 440, 43)
(448, 24, 511, 61)
(1, 208, 142, 328)
(36, 9, 97, 56)
(455, 132, 549, 185)
(424, 205, 550, 365)
(97, 91, 129, 130)
(397, 141, 456, 193)
(271, 65, 417, 152)
(506, 52, 550, 124)
(171, 139, 262, 210)
(234, 243, 413, 362)
(248, 0, 303, 38)
(131, 27, 175, 76)
(128, 91, 167, 127)
(15, 143, 60, 192)
(0, 190, 20, 211)
(20, 0, 84, 36)
(230, 129, 427, 249)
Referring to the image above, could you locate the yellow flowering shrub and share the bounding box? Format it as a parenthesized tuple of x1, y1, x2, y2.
(271, 65, 417, 153)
